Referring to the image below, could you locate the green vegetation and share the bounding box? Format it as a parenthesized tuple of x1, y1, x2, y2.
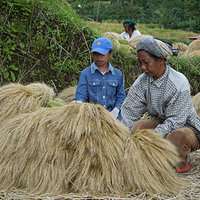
(68, 0, 200, 33)
(0, 0, 200, 95)
(87, 20, 198, 45)
(0, 0, 98, 89)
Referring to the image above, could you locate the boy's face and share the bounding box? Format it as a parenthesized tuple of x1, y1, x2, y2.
(92, 51, 113, 67)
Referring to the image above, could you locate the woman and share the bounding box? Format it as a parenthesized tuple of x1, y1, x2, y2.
(121, 36, 200, 173)
(120, 19, 141, 40)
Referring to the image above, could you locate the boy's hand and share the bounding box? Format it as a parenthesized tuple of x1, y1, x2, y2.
(110, 107, 120, 118)
(71, 100, 82, 104)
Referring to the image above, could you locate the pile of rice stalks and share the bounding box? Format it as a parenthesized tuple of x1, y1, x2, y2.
(128, 35, 150, 48)
(185, 39, 200, 57)
(192, 92, 200, 118)
(57, 85, 77, 104)
(0, 83, 190, 199)
(172, 42, 188, 57)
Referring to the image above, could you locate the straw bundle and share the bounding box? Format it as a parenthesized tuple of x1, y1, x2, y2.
(192, 92, 200, 118)
(103, 32, 124, 41)
(124, 129, 188, 195)
(102, 32, 122, 49)
(119, 39, 129, 45)
(129, 35, 150, 48)
(25, 82, 56, 107)
(0, 103, 129, 195)
(57, 85, 77, 104)
(0, 103, 187, 196)
(172, 42, 188, 57)
(188, 50, 200, 57)
(185, 39, 200, 57)
(120, 44, 134, 54)
(0, 83, 40, 123)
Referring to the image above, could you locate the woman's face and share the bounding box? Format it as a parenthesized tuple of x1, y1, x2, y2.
(124, 23, 129, 33)
(137, 50, 165, 80)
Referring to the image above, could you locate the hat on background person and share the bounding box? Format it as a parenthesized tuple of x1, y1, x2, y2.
(123, 19, 137, 26)
(91, 38, 113, 55)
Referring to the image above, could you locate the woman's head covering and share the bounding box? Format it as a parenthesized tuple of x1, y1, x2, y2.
(123, 19, 137, 25)
(123, 19, 137, 30)
(136, 36, 175, 59)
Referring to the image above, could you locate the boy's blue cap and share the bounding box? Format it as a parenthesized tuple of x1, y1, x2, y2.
(91, 38, 113, 55)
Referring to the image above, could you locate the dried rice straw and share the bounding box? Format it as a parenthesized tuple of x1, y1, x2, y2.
(0, 103, 188, 197)
(192, 92, 200, 118)
(124, 129, 188, 195)
(0, 103, 128, 195)
(57, 85, 77, 104)
(25, 82, 56, 107)
(0, 83, 40, 123)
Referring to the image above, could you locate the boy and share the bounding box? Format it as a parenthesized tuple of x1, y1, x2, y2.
(75, 37, 126, 119)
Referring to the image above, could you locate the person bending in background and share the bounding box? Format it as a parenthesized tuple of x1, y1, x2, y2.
(121, 36, 200, 173)
(75, 37, 126, 120)
(120, 19, 141, 40)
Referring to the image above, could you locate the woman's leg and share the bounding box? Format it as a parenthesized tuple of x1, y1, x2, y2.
(131, 119, 161, 133)
(166, 127, 200, 170)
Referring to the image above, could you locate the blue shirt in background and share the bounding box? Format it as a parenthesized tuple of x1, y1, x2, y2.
(75, 62, 126, 111)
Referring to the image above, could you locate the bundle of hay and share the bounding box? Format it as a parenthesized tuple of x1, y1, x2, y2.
(118, 39, 129, 45)
(102, 32, 122, 49)
(57, 85, 77, 104)
(0, 103, 128, 195)
(124, 129, 187, 195)
(129, 35, 150, 48)
(25, 82, 56, 107)
(120, 44, 134, 54)
(0, 103, 187, 196)
(172, 42, 188, 57)
(192, 92, 200, 118)
(103, 32, 124, 41)
(185, 39, 200, 57)
(188, 50, 200, 57)
(0, 83, 41, 123)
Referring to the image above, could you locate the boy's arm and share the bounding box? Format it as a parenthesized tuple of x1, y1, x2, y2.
(75, 72, 89, 102)
(114, 73, 126, 110)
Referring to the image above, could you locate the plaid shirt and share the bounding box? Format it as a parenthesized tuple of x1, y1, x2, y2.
(121, 65, 200, 138)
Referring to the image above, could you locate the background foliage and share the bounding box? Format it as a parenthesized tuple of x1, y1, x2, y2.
(68, 0, 200, 33)
(0, 0, 200, 95)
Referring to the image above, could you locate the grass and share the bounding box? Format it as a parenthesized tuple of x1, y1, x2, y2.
(86, 20, 198, 45)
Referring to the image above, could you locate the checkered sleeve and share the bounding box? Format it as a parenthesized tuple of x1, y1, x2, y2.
(121, 78, 146, 128)
(155, 89, 192, 135)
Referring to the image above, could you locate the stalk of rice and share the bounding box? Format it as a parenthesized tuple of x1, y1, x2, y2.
(188, 50, 200, 57)
(0, 83, 40, 123)
(0, 103, 129, 195)
(185, 39, 200, 57)
(192, 92, 200, 118)
(25, 82, 56, 107)
(0, 103, 188, 196)
(103, 32, 124, 41)
(118, 39, 129, 45)
(124, 129, 188, 195)
(129, 35, 150, 48)
(120, 44, 134, 54)
(57, 85, 77, 104)
(172, 42, 188, 57)
(102, 32, 122, 49)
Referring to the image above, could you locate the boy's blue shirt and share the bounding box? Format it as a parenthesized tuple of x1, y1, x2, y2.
(75, 62, 126, 111)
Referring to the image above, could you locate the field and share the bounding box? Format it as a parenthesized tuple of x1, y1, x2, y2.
(86, 20, 198, 45)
